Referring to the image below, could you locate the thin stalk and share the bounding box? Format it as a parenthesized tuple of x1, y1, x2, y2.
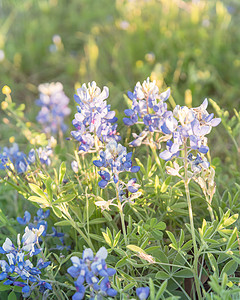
(37, 242, 65, 300)
(183, 139, 202, 300)
(150, 142, 165, 179)
(116, 182, 128, 247)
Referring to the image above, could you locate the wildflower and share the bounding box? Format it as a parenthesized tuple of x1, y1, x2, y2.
(93, 139, 140, 189)
(159, 98, 221, 173)
(36, 82, 70, 134)
(136, 287, 150, 300)
(0, 143, 33, 173)
(0, 227, 51, 297)
(124, 77, 171, 147)
(67, 247, 117, 300)
(71, 81, 120, 153)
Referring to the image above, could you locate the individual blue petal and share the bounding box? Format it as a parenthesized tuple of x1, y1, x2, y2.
(131, 166, 140, 173)
(107, 288, 118, 297)
(161, 122, 171, 134)
(127, 91, 134, 100)
(160, 88, 170, 101)
(93, 160, 103, 167)
(0, 272, 8, 280)
(83, 248, 94, 261)
(98, 179, 108, 189)
(123, 118, 135, 126)
(136, 287, 150, 300)
(107, 268, 116, 276)
(67, 266, 80, 278)
(198, 145, 209, 154)
(210, 118, 221, 127)
(73, 291, 85, 300)
(159, 150, 172, 161)
(96, 247, 108, 260)
(124, 109, 134, 116)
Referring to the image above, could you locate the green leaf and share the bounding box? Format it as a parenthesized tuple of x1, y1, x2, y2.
(0, 285, 11, 291)
(226, 227, 237, 250)
(29, 183, 48, 199)
(220, 260, 238, 277)
(45, 177, 53, 202)
(157, 250, 170, 272)
(161, 176, 171, 193)
(102, 232, 112, 247)
(53, 193, 76, 205)
(59, 161, 66, 184)
(123, 282, 136, 292)
(156, 280, 168, 299)
(179, 229, 185, 247)
(147, 154, 152, 175)
(113, 231, 121, 247)
(166, 231, 178, 249)
(155, 271, 170, 280)
(174, 269, 193, 278)
(8, 291, 17, 300)
(54, 220, 71, 226)
(127, 245, 147, 254)
(88, 218, 106, 225)
(135, 158, 146, 175)
(116, 256, 128, 268)
(149, 278, 155, 300)
(102, 211, 112, 222)
(28, 196, 49, 207)
(52, 206, 62, 218)
(207, 253, 219, 275)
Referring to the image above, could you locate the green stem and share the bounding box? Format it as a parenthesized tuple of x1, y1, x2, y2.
(183, 140, 202, 300)
(150, 141, 165, 179)
(37, 242, 65, 300)
(116, 182, 128, 247)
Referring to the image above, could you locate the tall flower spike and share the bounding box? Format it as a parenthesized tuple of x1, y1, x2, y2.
(93, 139, 140, 189)
(124, 77, 171, 147)
(67, 246, 117, 300)
(159, 98, 221, 173)
(71, 81, 120, 153)
(36, 82, 71, 134)
(0, 226, 51, 297)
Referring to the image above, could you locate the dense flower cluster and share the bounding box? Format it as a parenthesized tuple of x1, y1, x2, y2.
(17, 209, 69, 251)
(71, 81, 120, 153)
(67, 247, 117, 300)
(36, 82, 71, 134)
(0, 142, 53, 174)
(0, 143, 34, 173)
(0, 226, 52, 297)
(93, 139, 140, 189)
(159, 99, 221, 172)
(123, 77, 170, 146)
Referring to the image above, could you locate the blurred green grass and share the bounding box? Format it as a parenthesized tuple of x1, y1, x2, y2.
(0, 0, 239, 165)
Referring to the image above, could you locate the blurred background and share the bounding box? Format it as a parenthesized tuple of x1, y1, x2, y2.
(0, 0, 240, 170)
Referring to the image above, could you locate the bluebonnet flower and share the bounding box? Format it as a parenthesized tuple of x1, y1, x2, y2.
(67, 247, 117, 300)
(93, 139, 140, 189)
(159, 99, 221, 173)
(123, 77, 171, 147)
(17, 209, 50, 238)
(0, 143, 34, 173)
(136, 287, 150, 300)
(71, 81, 120, 153)
(36, 82, 71, 134)
(0, 226, 52, 297)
